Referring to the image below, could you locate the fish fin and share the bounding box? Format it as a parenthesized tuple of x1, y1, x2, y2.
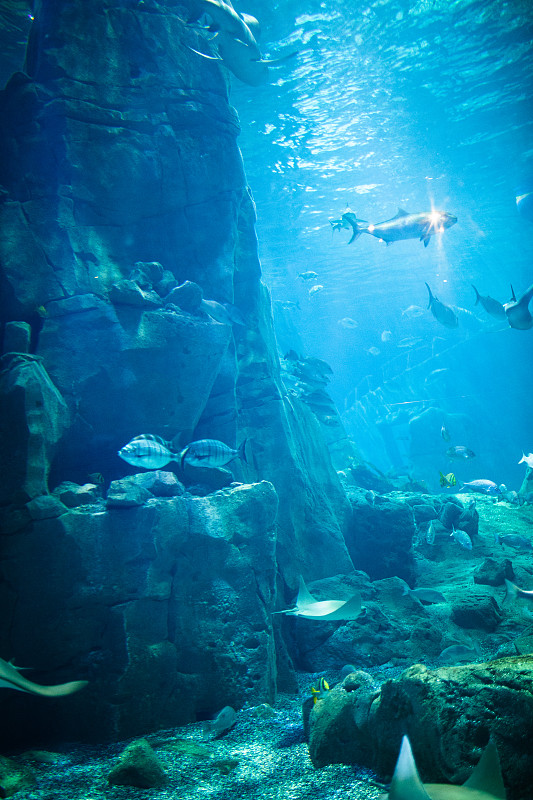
(342, 212, 366, 244)
(504, 579, 518, 603)
(395, 208, 410, 217)
(463, 739, 506, 799)
(471, 285, 481, 305)
(238, 438, 248, 465)
(388, 736, 433, 800)
(258, 50, 298, 65)
(510, 283, 516, 302)
(186, 44, 223, 61)
(296, 576, 318, 610)
(179, 446, 190, 470)
(425, 282, 433, 309)
(422, 236, 430, 247)
(323, 592, 362, 620)
(30, 680, 89, 697)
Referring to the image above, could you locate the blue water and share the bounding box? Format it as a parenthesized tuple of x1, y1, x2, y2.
(229, 0, 533, 490)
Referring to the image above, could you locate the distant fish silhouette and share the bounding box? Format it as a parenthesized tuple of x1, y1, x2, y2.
(275, 576, 363, 620)
(471, 285, 506, 320)
(425, 283, 459, 328)
(0, 657, 87, 697)
(504, 282, 533, 330)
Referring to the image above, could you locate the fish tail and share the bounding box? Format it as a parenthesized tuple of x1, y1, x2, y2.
(425, 282, 433, 309)
(343, 214, 367, 244)
(504, 579, 518, 604)
(34, 680, 89, 697)
(179, 446, 190, 471)
(238, 438, 248, 465)
(471, 285, 481, 305)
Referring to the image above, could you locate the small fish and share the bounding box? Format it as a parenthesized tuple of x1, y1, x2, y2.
(335, 208, 457, 246)
(308, 284, 324, 297)
(338, 317, 358, 329)
(460, 479, 499, 494)
(425, 282, 459, 328)
(438, 642, 479, 663)
(519, 452, 533, 469)
(380, 330, 392, 342)
(204, 705, 237, 738)
(440, 424, 451, 442)
(439, 471, 456, 488)
(402, 586, 446, 604)
(401, 304, 425, 319)
(0, 657, 88, 697)
(496, 533, 532, 552)
(298, 271, 318, 281)
(504, 578, 533, 605)
(201, 299, 247, 326)
(471, 285, 506, 320)
(367, 346, 380, 356)
(397, 336, 423, 348)
(425, 519, 436, 545)
(180, 439, 248, 470)
(119, 435, 179, 469)
(504, 282, 533, 330)
(446, 445, 476, 460)
(87, 472, 105, 485)
(310, 677, 330, 704)
(450, 527, 473, 550)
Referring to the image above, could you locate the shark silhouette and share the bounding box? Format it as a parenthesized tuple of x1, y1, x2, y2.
(0, 656, 88, 697)
(382, 735, 506, 799)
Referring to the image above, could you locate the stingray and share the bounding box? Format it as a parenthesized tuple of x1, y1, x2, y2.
(383, 735, 506, 800)
(276, 576, 364, 620)
(0, 656, 88, 697)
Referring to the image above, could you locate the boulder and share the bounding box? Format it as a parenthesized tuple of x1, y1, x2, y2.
(473, 557, 513, 586)
(450, 593, 502, 631)
(108, 738, 167, 788)
(0, 755, 36, 797)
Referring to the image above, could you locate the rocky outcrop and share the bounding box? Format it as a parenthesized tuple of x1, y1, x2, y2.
(0, 480, 278, 747)
(308, 657, 533, 800)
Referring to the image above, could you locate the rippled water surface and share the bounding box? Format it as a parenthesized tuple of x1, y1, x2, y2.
(229, 0, 533, 483)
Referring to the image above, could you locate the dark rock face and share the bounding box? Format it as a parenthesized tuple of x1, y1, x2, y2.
(0, 482, 278, 746)
(0, 0, 355, 746)
(344, 490, 416, 582)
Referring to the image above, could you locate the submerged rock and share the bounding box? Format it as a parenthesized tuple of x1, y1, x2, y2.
(108, 738, 167, 788)
(0, 755, 36, 797)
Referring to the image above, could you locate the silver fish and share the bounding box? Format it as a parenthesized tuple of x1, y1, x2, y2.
(471, 285, 506, 320)
(425, 520, 436, 545)
(460, 479, 499, 494)
(425, 282, 459, 328)
(402, 586, 446, 604)
(119, 435, 178, 469)
(180, 438, 248, 470)
(504, 282, 533, 330)
(496, 533, 532, 551)
(201, 299, 247, 326)
(336, 208, 457, 246)
(451, 527, 472, 550)
(204, 705, 237, 738)
(518, 452, 533, 469)
(447, 446, 476, 460)
(438, 643, 479, 663)
(298, 271, 318, 281)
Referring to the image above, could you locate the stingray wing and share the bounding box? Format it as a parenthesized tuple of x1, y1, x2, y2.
(463, 739, 506, 799)
(297, 592, 362, 621)
(388, 736, 433, 800)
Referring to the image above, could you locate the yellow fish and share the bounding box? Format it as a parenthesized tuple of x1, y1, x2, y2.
(310, 677, 329, 704)
(439, 471, 456, 488)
